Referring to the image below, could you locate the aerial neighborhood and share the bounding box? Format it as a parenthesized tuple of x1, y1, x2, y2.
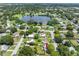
(0, 3, 79, 56)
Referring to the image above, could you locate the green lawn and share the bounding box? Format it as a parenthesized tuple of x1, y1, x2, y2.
(8, 45, 16, 50)
(4, 51, 12, 56)
(70, 40, 78, 46)
(36, 46, 44, 55)
(23, 38, 28, 42)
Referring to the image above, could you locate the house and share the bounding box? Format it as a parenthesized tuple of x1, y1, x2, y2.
(73, 29, 77, 33)
(27, 39, 35, 45)
(62, 40, 68, 45)
(0, 33, 7, 37)
(68, 46, 76, 52)
(62, 40, 66, 45)
(1, 45, 9, 51)
(13, 32, 19, 38)
(28, 34, 34, 39)
(40, 33, 46, 38)
(60, 33, 65, 38)
(6, 29, 10, 33)
(16, 24, 21, 28)
(77, 39, 79, 43)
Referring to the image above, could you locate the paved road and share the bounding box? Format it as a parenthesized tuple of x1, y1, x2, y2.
(11, 36, 24, 56)
(50, 30, 58, 51)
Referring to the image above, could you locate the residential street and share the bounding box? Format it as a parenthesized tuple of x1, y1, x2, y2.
(11, 36, 24, 56)
(50, 30, 58, 51)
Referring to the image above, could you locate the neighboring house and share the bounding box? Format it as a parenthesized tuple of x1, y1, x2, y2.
(13, 32, 19, 38)
(27, 39, 35, 44)
(28, 34, 34, 40)
(62, 40, 67, 45)
(6, 29, 10, 33)
(68, 46, 76, 52)
(73, 29, 77, 33)
(60, 33, 65, 38)
(61, 23, 67, 29)
(1, 45, 9, 51)
(77, 39, 79, 43)
(16, 24, 21, 29)
(40, 33, 46, 38)
(0, 33, 7, 37)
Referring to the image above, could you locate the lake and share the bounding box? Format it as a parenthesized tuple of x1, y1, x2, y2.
(21, 16, 51, 24)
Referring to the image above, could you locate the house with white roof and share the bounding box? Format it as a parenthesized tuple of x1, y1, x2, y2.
(1, 45, 9, 51)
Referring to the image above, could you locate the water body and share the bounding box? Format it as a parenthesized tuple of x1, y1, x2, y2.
(21, 16, 51, 24)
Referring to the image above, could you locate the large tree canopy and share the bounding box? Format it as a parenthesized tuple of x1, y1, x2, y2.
(0, 35, 14, 45)
(47, 18, 59, 26)
(18, 46, 34, 56)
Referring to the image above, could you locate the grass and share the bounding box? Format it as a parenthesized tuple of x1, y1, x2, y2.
(23, 38, 28, 42)
(36, 46, 44, 55)
(4, 51, 12, 56)
(14, 38, 20, 42)
(8, 45, 16, 50)
(70, 40, 78, 46)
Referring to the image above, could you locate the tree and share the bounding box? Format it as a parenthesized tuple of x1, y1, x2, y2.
(19, 31, 25, 35)
(19, 25, 25, 29)
(67, 24, 74, 30)
(15, 19, 25, 24)
(54, 30, 60, 34)
(77, 28, 79, 33)
(0, 28, 6, 33)
(64, 41, 71, 47)
(47, 43, 55, 55)
(47, 18, 59, 26)
(34, 34, 39, 39)
(75, 45, 79, 52)
(27, 20, 37, 25)
(27, 29, 33, 34)
(32, 27, 38, 33)
(54, 34, 63, 43)
(0, 35, 14, 45)
(66, 31, 74, 38)
(18, 46, 34, 56)
(57, 44, 70, 56)
(10, 27, 17, 33)
(26, 27, 38, 35)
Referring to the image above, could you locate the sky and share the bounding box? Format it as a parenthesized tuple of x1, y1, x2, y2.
(0, 0, 79, 3)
